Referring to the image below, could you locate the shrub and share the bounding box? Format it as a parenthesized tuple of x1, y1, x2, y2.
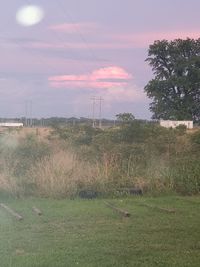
(0, 133, 51, 196)
(190, 130, 200, 145)
(12, 134, 50, 177)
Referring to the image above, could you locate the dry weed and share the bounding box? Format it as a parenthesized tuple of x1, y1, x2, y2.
(30, 150, 105, 197)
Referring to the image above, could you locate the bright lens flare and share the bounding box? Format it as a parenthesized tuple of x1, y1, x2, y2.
(16, 5, 44, 27)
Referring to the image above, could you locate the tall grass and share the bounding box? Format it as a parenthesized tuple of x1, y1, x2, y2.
(30, 150, 99, 198)
(0, 126, 199, 198)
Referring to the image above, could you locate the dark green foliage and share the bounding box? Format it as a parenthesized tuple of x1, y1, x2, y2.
(13, 135, 50, 176)
(190, 130, 200, 145)
(116, 112, 135, 123)
(0, 133, 51, 196)
(168, 156, 200, 195)
(175, 124, 187, 135)
(53, 125, 102, 146)
(145, 38, 200, 122)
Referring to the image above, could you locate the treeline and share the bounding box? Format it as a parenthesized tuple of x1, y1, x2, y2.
(0, 117, 118, 127)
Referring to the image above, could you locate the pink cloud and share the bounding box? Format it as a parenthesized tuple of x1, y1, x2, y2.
(22, 30, 200, 53)
(11, 25, 198, 53)
(49, 66, 132, 89)
(49, 22, 98, 34)
(91, 66, 132, 80)
(114, 31, 200, 48)
(24, 41, 131, 50)
(48, 66, 147, 104)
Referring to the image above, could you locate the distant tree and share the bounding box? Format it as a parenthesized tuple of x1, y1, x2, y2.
(145, 38, 200, 122)
(116, 113, 135, 123)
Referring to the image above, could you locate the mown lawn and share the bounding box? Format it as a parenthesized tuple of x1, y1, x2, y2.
(0, 196, 199, 267)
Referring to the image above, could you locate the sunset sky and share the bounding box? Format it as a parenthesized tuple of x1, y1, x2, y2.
(0, 0, 199, 119)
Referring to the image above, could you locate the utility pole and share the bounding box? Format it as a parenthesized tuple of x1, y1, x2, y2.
(91, 96, 104, 128)
(25, 100, 33, 127)
(30, 100, 33, 127)
(98, 96, 103, 129)
(91, 96, 96, 128)
(25, 101, 28, 127)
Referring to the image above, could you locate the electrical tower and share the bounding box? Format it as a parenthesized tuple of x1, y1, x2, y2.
(25, 100, 33, 127)
(90, 96, 104, 128)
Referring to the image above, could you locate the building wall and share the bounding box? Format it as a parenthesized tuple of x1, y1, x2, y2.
(160, 120, 193, 129)
(0, 123, 23, 127)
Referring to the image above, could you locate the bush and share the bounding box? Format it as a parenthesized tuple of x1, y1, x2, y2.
(12, 134, 51, 177)
(166, 164, 199, 195)
(190, 130, 200, 145)
(0, 133, 51, 196)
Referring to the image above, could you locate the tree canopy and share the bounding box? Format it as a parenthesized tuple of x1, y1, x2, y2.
(116, 113, 135, 123)
(145, 38, 200, 122)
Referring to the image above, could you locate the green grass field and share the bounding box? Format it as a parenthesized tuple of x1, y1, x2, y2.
(0, 196, 200, 267)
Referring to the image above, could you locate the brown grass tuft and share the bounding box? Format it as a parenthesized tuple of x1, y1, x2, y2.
(30, 150, 106, 198)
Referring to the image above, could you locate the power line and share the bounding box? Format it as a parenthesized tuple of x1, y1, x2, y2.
(56, 0, 101, 63)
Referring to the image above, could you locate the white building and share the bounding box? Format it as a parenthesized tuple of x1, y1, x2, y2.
(0, 122, 23, 127)
(160, 120, 193, 129)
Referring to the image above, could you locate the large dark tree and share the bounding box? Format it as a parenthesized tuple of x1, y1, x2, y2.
(145, 38, 200, 122)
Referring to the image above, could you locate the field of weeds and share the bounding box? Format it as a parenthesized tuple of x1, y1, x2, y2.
(0, 123, 200, 198)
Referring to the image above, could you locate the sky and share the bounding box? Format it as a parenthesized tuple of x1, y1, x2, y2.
(0, 0, 199, 119)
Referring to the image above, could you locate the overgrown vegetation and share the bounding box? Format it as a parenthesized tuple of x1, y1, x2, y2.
(0, 121, 200, 198)
(54, 121, 200, 196)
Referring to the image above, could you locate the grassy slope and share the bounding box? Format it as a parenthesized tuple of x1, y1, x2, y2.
(0, 196, 199, 267)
